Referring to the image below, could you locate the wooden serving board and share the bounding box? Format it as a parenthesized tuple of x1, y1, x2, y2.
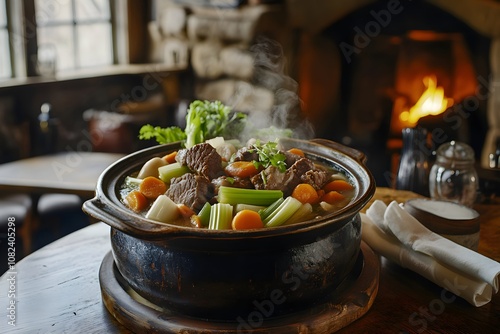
(99, 242, 379, 334)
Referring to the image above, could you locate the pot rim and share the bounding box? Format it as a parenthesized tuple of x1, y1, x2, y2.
(83, 138, 375, 239)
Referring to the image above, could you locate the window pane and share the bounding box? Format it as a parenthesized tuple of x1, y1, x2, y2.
(37, 26, 75, 70)
(35, 0, 72, 25)
(0, 29, 11, 78)
(77, 23, 112, 67)
(0, 0, 6, 26)
(76, 0, 110, 21)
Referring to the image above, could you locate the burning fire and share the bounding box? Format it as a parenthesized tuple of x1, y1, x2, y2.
(399, 76, 453, 125)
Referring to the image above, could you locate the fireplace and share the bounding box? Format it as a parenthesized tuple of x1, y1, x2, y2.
(289, 0, 498, 188)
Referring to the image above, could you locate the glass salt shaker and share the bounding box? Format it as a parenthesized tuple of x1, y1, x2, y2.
(429, 141, 478, 207)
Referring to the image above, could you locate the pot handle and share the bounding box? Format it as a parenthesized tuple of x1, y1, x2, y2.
(82, 197, 181, 240)
(310, 138, 367, 164)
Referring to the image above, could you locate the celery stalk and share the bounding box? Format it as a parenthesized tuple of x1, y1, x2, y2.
(258, 197, 284, 221)
(264, 197, 302, 228)
(208, 203, 233, 230)
(125, 176, 143, 186)
(197, 202, 211, 227)
(158, 162, 190, 183)
(235, 204, 266, 213)
(218, 186, 283, 206)
(284, 203, 313, 225)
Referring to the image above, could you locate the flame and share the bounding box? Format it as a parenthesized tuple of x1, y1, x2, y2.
(399, 76, 453, 125)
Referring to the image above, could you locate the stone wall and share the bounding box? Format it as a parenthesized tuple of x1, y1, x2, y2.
(149, 1, 305, 132)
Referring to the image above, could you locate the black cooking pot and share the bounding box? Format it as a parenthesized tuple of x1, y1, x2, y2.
(83, 138, 375, 320)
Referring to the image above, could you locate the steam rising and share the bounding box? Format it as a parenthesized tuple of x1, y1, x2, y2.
(239, 37, 315, 142)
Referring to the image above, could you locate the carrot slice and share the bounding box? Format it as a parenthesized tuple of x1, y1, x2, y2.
(124, 190, 148, 212)
(292, 183, 320, 204)
(177, 204, 195, 218)
(162, 151, 178, 164)
(321, 191, 346, 204)
(316, 189, 325, 199)
(190, 215, 203, 228)
(232, 209, 264, 230)
(287, 148, 305, 157)
(323, 179, 354, 192)
(139, 176, 167, 200)
(225, 161, 260, 178)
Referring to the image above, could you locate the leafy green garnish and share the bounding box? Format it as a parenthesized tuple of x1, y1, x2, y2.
(250, 140, 287, 173)
(185, 100, 246, 148)
(138, 100, 246, 148)
(138, 125, 186, 144)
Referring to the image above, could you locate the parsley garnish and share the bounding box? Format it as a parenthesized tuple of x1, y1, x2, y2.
(250, 141, 287, 173)
(138, 125, 186, 144)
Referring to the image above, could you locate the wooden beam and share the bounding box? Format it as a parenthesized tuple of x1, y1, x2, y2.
(127, 0, 151, 63)
(428, 0, 500, 37)
(286, 0, 500, 37)
(286, 0, 376, 33)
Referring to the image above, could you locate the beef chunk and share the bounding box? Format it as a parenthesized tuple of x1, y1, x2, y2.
(235, 146, 302, 169)
(251, 166, 292, 194)
(290, 158, 315, 179)
(175, 143, 224, 180)
(232, 146, 259, 162)
(166, 173, 214, 211)
(284, 150, 303, 167)
(212, 176, 254, 194)
(301, 169, 329, 190)
(250, 158, 320, 197)
(282, 158, 316, 195)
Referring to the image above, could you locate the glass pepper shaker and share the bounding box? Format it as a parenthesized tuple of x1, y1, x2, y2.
(396, 127, 431, 197)
(429, 141, 478, 207)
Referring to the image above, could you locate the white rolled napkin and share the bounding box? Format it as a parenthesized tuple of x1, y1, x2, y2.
(361, 200, 500, 307)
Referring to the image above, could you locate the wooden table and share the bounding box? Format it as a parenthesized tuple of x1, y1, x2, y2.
(0, 151, 124, 254)
(0, 151, 124, 198)
(1, 187, 499, 333)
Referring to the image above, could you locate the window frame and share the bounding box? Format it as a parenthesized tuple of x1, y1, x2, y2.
(0, 0, 154, 85)
(34, 0, 115, 71)
(0, 0, 12, 78)
(3, 0, 128, 79)
(33, 0, 116, 72)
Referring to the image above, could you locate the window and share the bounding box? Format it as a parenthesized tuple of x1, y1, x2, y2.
(0, 0, 134, 81)
(35, 0, 114, 72)
(0, 0, 11, 78)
